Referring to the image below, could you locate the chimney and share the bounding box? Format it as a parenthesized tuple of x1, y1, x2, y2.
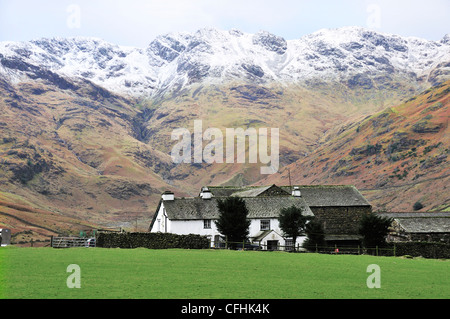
(292, 186, 301, 197)
(162, 191, 175, 201)
(200, 187, 212, 200)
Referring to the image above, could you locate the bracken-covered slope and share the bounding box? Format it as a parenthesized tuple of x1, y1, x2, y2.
(259, 80, 449, 212)
(0, 76, 182, 239)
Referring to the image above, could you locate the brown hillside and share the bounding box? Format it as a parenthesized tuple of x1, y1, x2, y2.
(258, 80, 449, 212)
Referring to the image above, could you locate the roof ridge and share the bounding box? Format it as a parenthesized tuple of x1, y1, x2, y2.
(207, 185, 270, 189)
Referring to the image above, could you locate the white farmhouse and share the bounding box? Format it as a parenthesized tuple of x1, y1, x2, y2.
(149, 185, 313, 250)
(149, 184, 372, 249)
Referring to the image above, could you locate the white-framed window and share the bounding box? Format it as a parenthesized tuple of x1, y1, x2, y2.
(260, 219, 270, 231)
(204, 219, 211, 229)
(285, 239, 294, 251)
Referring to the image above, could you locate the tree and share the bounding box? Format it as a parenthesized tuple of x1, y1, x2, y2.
(302, 219, 325, 251)
(278, 205, 311, 251)
(215, 197, 251, 249)
(358, 213, 393, 248)
(413, 201, 423, 211)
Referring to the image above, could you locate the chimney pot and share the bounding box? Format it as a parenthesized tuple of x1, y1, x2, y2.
(292, 186, 301, 197)
(200, 187, 212, 199)
(162, 191, 175, 201)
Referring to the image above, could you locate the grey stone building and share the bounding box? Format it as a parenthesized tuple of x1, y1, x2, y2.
(281, 186, 372, 246)
(379, 212, 450, 244)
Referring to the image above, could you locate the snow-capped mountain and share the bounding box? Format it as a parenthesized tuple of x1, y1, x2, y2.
(1, 26, 449, 97)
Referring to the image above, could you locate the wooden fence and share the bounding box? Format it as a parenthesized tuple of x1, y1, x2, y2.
(213, 240, 397, 256)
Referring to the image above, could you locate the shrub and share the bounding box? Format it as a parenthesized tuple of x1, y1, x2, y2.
(413, 201, 423, 211)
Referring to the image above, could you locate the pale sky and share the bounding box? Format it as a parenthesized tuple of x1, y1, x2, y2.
(0, 0, 449, 47)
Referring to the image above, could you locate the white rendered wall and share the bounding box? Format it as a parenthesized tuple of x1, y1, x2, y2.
(150, 203, 307, 248)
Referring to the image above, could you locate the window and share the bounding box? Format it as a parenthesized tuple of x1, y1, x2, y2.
(285, 239, 294, 251)
(260, 220, 270, 231)
(204, 219, 211, 229)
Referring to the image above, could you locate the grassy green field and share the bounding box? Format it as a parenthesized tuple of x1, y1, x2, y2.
(0, 247, 448, 299)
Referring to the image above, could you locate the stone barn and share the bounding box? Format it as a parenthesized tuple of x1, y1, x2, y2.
(379, 212, 450, 244)
(284, 186, 372, 246)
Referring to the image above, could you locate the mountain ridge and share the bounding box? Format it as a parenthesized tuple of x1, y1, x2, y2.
(1, 26, 449, 98)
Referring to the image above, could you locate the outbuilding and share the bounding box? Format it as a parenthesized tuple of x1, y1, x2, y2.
(0, 228, 11, 246)
(379, 212, 450, 243)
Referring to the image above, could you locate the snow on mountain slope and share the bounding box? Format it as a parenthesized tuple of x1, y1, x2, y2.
(0, 27, 449, 97)
(0, 37, 159, 96)
(286, 27, 450, 83)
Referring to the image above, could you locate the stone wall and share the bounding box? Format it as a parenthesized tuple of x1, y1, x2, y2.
(96, 232, 210, 249)
(391, 241, 450, 259)
(311, 206, 371, 235)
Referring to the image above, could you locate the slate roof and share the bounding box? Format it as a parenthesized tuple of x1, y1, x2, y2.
(251, 230, 284, 241)
(207, 186, 274, 197)
(162, 196, 313, 220)
(251, 230, 273, 241)
(280, 185, 371, 207)
(230, 185, 276, 197)
(207, 184, 371, 207)
(395, 218, 450, 233)
(378, 212, 450, 218)
(379, 212, 450, 233)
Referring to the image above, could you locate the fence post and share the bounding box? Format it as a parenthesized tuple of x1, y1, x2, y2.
(358, 245, 360, 255)
(393, 243, 396, 257)
(376, 245, 378, 256)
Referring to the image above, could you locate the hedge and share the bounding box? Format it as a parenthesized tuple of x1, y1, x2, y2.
(96, 232, 210, 249)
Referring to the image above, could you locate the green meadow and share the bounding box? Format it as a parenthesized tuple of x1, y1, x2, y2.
(0, 246, 448, 299)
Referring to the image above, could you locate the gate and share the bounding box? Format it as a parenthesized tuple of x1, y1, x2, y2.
(51, 236, 95, 248)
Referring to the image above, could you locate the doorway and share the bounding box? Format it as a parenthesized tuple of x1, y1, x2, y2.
(267, 240, 278, 251)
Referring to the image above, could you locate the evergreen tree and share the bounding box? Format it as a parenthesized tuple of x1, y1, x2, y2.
(278, 205, 310, 251)
(359, 213, 393, 248)
(303, 219, 325, 251)
(215, 197, 251, 249)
